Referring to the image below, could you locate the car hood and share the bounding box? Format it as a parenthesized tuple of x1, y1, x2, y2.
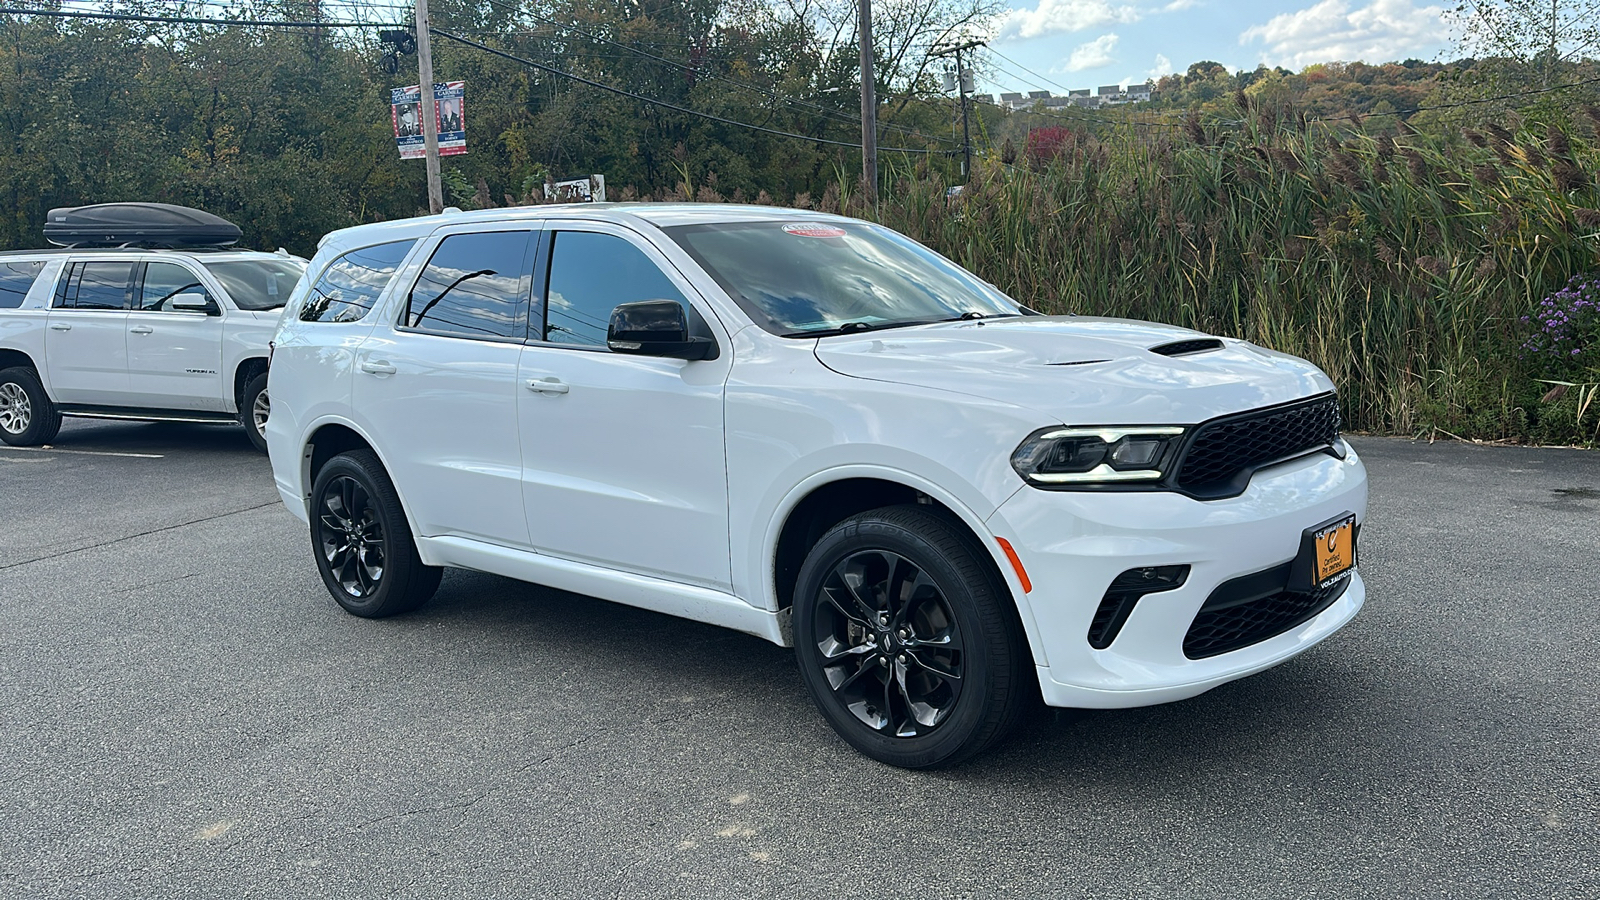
(812, 316, 1334, 424)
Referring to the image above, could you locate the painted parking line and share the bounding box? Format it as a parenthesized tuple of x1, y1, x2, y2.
(0, 446, 164, 459)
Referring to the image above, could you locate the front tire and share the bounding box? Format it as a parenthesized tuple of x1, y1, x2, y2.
(240, 371, 269, 453)
(792, 505, 1032, 768)
(309, 450, 442, 617)
(0, 366, 62, 447)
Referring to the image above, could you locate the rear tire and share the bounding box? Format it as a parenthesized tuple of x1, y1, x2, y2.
(240, 371, 269, 453)
(792, 505, 1032, 768)
(309, 450, 442, 617)
(0, 366, 62, 447)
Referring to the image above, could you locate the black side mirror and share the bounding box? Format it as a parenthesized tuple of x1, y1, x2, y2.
(607, 300, 718, 360)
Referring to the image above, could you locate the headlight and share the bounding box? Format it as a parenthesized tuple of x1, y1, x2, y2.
(1010, 425, 1187, 486)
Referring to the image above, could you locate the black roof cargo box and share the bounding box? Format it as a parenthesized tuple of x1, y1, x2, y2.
(44, 202, 242, 248)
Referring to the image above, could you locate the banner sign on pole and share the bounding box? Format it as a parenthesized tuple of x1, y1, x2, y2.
(392, 82, 466, 159)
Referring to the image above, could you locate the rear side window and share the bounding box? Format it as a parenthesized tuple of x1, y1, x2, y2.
(0, 260, 43, 309)
(405, 231, 533, 341)
(57, 261, 135, 310)
(300, 240, 414, 323)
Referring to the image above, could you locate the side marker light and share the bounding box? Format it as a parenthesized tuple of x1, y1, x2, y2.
(995, 537, 1032, 594)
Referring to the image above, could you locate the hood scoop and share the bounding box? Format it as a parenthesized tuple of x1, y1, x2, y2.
(1047, 358, 1112, 367)
(1149, 338, 1224, 357)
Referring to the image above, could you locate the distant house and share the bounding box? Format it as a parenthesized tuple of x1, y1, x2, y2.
(972, 94, 995, 105)
(999, 92, 1024, 103)
(1126, 82, 1153, 101)
(1098, 84, 1121, 97)
(1028, 90, 1051, 100)
(1068, 89, 1089, 97)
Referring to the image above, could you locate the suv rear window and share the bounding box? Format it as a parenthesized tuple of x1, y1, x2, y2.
(301, 241, 414, 323)
(0, 260, 43, 309)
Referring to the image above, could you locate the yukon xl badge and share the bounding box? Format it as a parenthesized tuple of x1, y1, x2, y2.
(185, 368, 217, 375)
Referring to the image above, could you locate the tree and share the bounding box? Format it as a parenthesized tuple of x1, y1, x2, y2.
(1451, 0, 1600, 87)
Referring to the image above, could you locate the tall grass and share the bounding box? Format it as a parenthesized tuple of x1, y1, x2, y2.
(862, 117, 1600, 442)
(634, 114, 1600, 442)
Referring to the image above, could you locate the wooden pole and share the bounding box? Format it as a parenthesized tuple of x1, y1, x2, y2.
(415, 0, 443, 214)
(858, 0, 877, 207)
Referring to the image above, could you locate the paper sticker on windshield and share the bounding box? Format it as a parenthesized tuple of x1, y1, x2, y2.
(782, 223, 847, 238)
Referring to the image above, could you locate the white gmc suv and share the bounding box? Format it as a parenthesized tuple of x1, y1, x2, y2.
(266, 204, 1368, 767)
(0, 247, 306, 450)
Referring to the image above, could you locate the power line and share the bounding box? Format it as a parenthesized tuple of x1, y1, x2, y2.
(983, 46, 1081, 97)
(431, 28, 942, 155)
(471, 0, 959, 148)
(0, 6, 392, 26)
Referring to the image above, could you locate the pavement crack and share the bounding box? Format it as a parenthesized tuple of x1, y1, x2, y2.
(350, 795, 491, 832)
(0, 502, 279, 571)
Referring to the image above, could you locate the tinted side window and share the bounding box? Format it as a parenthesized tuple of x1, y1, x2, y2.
(0, 260, 43, 309)
(138, 262, 210, 311)
(405, 231, 532, 340)
(60, 262, 134, 310)
(300, 240, 414, 323)
(542, 231, 688, 348)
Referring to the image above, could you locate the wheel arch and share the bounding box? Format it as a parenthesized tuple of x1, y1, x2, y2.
(298, 418, 440, 561)
(233, 356, 268, 414)
(0, 349, 41, 377)
(767, 469, 1048, 666)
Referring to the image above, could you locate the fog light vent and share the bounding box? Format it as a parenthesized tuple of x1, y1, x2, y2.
(1087, 565, 1190, 650)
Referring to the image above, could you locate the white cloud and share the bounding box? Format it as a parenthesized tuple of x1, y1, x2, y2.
(998, 0, 1140, 41)
(1161, 0, 1198, 10)
(1239, 0, 1446, 68)
(1055, 33, 1121, 72)
(1149, 52, 1173, 78)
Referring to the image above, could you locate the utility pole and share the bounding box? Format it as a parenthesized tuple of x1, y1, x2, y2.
(414, 0, 444, 214)
(933, 39, 984, 182)
(858, 0, 877, 206)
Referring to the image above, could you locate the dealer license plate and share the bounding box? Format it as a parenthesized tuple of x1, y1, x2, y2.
(1313, 515, 1356, 585)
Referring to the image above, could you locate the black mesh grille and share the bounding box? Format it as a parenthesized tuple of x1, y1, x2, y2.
(1175, 394, 1340, 497)
(1149, 338, 1223, 357)
(1183, 577, 1349, 659)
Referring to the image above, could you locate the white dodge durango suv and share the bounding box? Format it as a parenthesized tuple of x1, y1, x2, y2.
(266, 204, 1368, 767)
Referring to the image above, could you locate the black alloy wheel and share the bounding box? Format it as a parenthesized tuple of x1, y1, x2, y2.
(0, 366, 62, 447)
(309, 450, 441, 617)
(793, 505, 1033, 768)
(813, 548, 965, 737)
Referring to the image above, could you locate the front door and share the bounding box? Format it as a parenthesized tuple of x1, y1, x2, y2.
(124, 261, 226, 411)
(517, 224, 732, 591)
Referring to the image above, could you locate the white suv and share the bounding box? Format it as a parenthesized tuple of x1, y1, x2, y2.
(0, 247, 306, 449)
(266, 205, 1368, 767)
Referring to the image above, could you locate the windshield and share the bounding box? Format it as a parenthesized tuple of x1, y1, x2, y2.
(664, 220, 1020, 336)
(202, 258, 307, 311)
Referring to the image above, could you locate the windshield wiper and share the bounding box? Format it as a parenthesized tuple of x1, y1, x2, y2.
(783, 319, 946, 338)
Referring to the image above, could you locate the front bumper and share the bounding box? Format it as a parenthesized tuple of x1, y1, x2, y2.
(988, 445, 1368, 709)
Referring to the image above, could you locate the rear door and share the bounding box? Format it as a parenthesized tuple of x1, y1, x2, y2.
(124, 260, 227, 411)
(44, 259, 135, 405)
(352, 226, 537, 548)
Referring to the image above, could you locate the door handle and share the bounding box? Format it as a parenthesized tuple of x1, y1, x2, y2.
(129, 325, 153, 334)
(49, 322, 71, 331)
(525, 377, 570, 394)
(359, 360, 397, 375)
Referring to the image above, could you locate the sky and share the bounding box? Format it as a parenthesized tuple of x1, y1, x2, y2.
(982, 0, 1459, 95)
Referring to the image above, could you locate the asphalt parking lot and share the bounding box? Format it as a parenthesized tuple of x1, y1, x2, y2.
(1, 422, 1596, 899)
